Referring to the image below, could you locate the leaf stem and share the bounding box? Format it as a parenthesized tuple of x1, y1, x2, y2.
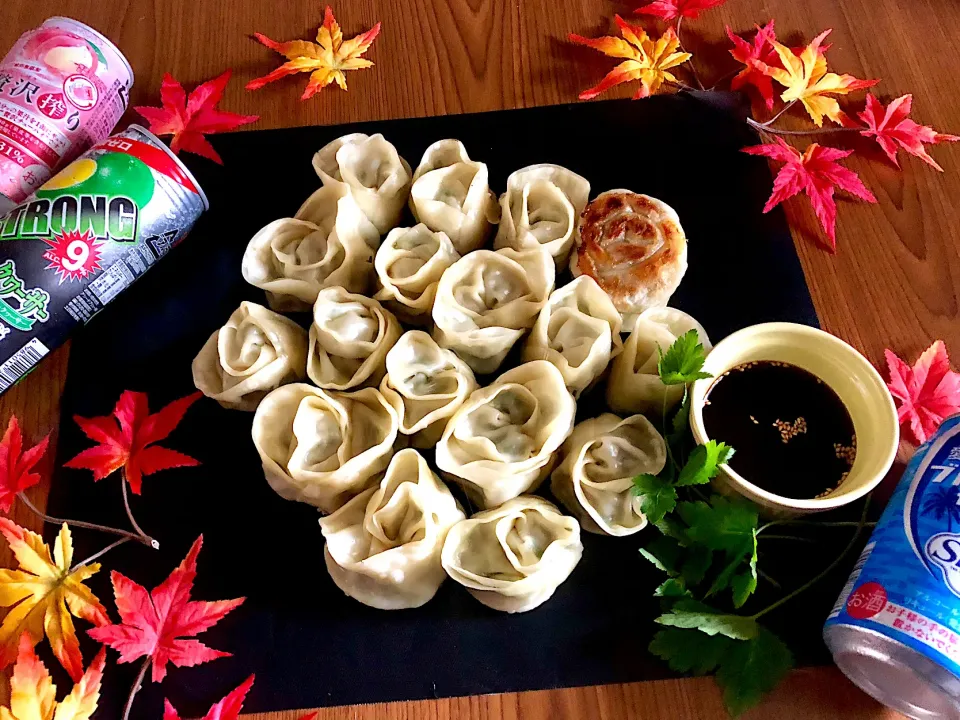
(69, 537, 130, 573)
(756, 100, 797, 127)
(747, 117, 862, 137)
(17, 491, 155, 548)
(676, 18, 704, 90)
(708, 68, 741, 91)
(751, 495, 871, 620)
(121, 473, 159, 550)
(122, 657, 151, 720)
(759, 534, 819, 543)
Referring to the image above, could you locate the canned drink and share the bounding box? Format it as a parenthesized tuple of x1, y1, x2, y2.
(0, 124, 207, 394)
(0, 17, 133, 206)
(825, 414, 960, 719)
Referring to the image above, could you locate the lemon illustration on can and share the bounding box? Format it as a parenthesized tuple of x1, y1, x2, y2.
(38, 152, 155, 208)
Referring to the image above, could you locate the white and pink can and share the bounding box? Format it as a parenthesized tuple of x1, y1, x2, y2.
(0, 17, 133, 212)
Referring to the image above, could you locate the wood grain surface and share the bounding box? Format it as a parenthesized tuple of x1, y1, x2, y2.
(3, 0, 958, 717)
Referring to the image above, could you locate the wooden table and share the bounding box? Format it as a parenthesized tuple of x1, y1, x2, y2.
(3, 0, 957, 716)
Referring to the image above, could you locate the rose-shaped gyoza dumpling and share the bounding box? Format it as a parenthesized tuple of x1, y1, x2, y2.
(192, 301, 308, 411)
(312, 133, 413, 234)
(252, 383, 399, 512)
(409, 139, 499, 254)
(440, 496, 582, 613)
(571, 190, 688, 325)
(521, 276, 622, 397)
(432, 247, 555, 374)
(494, 164, 590, 267)
(551, 414, 666, 536)
(307, 287, 402, 391)
(607, 307, 712, 414)
(319, 449, 465, 609)
(241, 184, 378, 311)
(380, 330, 478, 447)
(374, 224, 460, 323)
(436, 361, 576, 508)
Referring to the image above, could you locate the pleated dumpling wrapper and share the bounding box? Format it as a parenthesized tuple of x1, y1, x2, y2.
(192, 301, 308, 411)
(436, 360, 576, 508)
(380, 330, 478, 447)
(607, 307, 712, 415)
(409, 139, 499, 254)
(308, 287, 402, 391)
(494, 163, 590, 268)
(522, 275, 622, 398)
(374, 224, 460, 323)
(570, 190, 688, 326)
(312, 133, 413, 234)
(551, 413, 666, 536)
(252, 383, 399, 513)
(241, 184, 378, 311)
(432, 247, 555, 374)
(441, 496, 583, 613)
(319, 449, 466, 610)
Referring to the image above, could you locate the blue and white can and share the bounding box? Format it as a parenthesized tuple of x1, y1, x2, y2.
(825, 414, 960, 719)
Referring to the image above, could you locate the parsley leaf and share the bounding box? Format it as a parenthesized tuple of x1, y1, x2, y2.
(667, 386, 692, 451)
(633, 473, 678, 524)
(657, 329, 713, 385)
(676, 440, 735, 486)
(639, 536, 684, 575)
(716, 628, 794, 716)
(731, 557, 759, 609)
(650, 628, 735, 676)
(679, 545, 713, 587)
(654, 578, 689, 598)
(656, 608, 759, 640)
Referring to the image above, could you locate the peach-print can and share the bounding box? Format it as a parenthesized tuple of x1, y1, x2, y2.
(0, 17, 133, 212)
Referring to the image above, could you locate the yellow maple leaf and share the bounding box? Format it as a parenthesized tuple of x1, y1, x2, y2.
(759, 29, 878, 127)
(0, 519, 108, 683)
(246, 5, 381, 100)
(0, 633, 105, 720)
(570, 16, 692, 99)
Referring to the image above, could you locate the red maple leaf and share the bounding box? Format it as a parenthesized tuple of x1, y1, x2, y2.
(164, 674, 254, 720)
(0, 416, 48, 513)
(742, 137, 877, 250)
(635, 0, 726, 21)
(727, 20, 779, 110)
(64, 390, 202, 494)
(135, 70, 259, 164)
(88, 535, 244, 683)
(885, 341, 960, 445)
(856, 94, 959, 172)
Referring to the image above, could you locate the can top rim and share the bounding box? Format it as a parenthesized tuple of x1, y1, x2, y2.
(128, 124, 210, 211)
(45, 17, 135, 87)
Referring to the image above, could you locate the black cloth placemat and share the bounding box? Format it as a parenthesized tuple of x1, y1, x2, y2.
(44, 93, 826, 717)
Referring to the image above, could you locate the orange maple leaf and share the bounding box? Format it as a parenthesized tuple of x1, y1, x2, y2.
(1, 633, 105, 720)
(570, 17, 691, 100)
(0, 520, 108, 682)
(756, 29, 878, 127)
(246, 6, 381, 100)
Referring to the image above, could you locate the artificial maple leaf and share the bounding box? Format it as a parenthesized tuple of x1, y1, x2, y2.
(757, 29, 878, 127)
(0, 633, 105, 720)
(0, 416, 49, 513)
(135, 70, 258, 165)
(636, 0, 726, 21)
(88, 535, 244, 683)
(885, 341, 960, 445)
(64, 390, 201, 495)
(246, 6, 381, 100)
(164, 674, 254, 720)
(569, 17, 692, 100)
(742, 137, 877, 250)
(727, 20, 779, 110)
(856, 94, 960, 172)
(0, 519, 108, 682)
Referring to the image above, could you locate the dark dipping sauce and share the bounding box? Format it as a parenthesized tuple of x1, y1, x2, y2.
(702, 360, 857, 499)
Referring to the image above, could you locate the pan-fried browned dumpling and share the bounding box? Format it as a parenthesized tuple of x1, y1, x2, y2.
(570, 190, 687, 325)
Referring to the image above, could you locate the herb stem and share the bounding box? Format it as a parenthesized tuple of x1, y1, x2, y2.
(122, 657, 151, 720)
(751, 495, 871, 620)
(759, 534, 818, 543)
(758, 568, 781, 589)
(17, 492, 153, 547)
(69, 537, 130, 573)
(121, 473, 159, 550)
